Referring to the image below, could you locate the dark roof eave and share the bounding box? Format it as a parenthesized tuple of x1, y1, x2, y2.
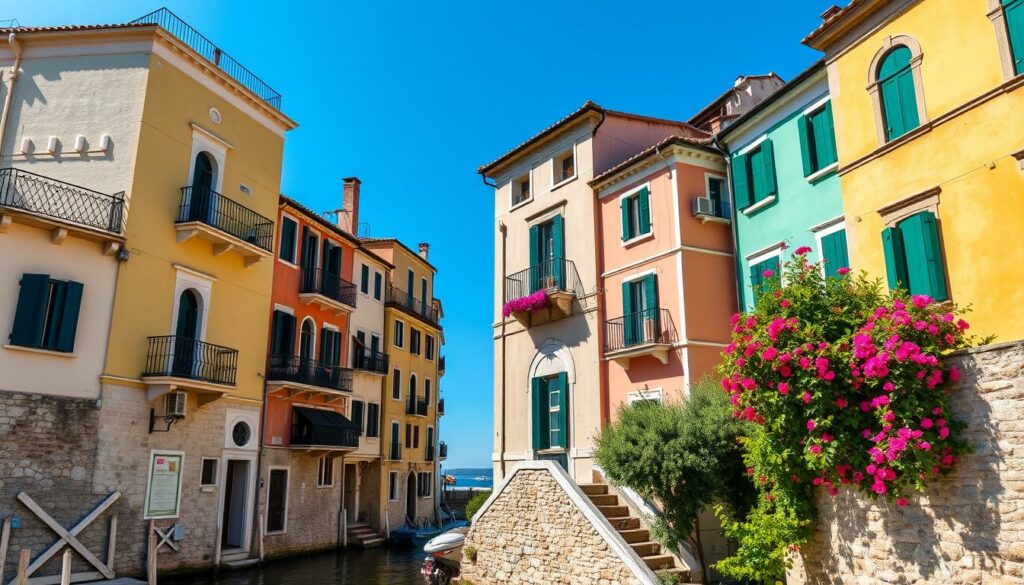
(360, 238, 438, 273)
(278, 195, 395, 268)
(477, 101, 604, 176)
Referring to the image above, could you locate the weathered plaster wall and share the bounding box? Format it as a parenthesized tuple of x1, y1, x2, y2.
(791, 341, 1024, 584)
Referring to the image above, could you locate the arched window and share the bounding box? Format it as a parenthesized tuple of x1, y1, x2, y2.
(299, 318, 315, 361)
(172, 289, 201, 376)
(409, 374, 418, 400)
(188, 152, 217, 223)
(877, 46, 920, 141)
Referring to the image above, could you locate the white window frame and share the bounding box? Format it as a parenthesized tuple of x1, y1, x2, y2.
(388, 470, 400, 501)
(703, 172, 729, 210)
(801, 97, 839, 182)
(392, 368, 403, 401)
(187, 124, 229, 194)
(746, 244, 786, 296)
(302, 227, 321, 271)
(199, 457, 219, 488)
(373, 270, 383, 301)
(393, 319, 405, 348)
(299, 316, 317, 359)
(509, 169, 534, 211)
(277, 212, 300, 268)
(812, 217, 848, 277)
(265, 466, 290, 534)
(316, 455, 334, 488)
(627, 387, 663, 405)
(550, 141, 579, 190)
(618, 182, 654, 247)
(170, 265, 216, 343)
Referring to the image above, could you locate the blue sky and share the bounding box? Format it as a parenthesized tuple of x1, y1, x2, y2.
(15, 1, 837, 468)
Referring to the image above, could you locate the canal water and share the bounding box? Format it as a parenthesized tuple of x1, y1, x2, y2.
(167, 546, 425, 585)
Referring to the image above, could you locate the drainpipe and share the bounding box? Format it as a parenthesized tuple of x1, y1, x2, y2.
(712, 134, 744, 312)
(0, 33, 24, 160)
(497, 219, 507, 479)
(590, 109, 610, 428)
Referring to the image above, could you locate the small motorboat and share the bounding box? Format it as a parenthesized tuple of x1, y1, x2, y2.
(421, 525, 469, 584)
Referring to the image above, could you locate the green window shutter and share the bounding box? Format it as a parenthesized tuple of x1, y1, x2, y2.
(360, 264, 369, 294)
(899, 212, 948, 301)
(620, 196, 631, 240)
(896, 68, 920, 135)
(10, 274, 50, 347)
(749, 258, 779, 306)
(320, 328, 331, 365)
(749, 263, 762, 306)
(531, 378, 550, 450)
(556, 372, 569, 449)
(821, 101, 838, 167)
(761, 139, 778, 197)
(643, 274, 658, 312)
(732, 154, 751, 209)
(882, 226, 909, 291)
(637, 187, 651, 235)
(621, 280, 635, 346)
(333, 331, 342, 366)
(352, 400, 364, 433)
(880, 77, 905, 140)
(1006, 0, 1024, 74)
(551, 215, 565, 289)
(798, 115, 814, 176)
(279, 218, 296, 261)
(821, 230, 850, 277)
(529, 224, 540, 266)
(42, 281, 67, 350)
(52, 281, 82, 353)
(878, 47, 917, 141)
(285, 314, 296, 354)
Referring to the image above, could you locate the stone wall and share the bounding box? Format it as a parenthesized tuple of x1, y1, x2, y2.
(791, 341, 1024, 584)
(460, 461, 657, 585)
(261, 449, 344, 558)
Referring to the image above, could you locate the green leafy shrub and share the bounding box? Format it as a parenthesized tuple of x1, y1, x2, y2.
(594, 377, 755, 559)
(716, 247, 979, 582)
(463, 545, 478, 564)
(464, 490, 491, 521)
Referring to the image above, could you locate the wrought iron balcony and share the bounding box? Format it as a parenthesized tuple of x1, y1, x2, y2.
(267, 354, 353, 393)
(352, 343, 389, 374)
(438, 355, 446, 375)
(603, 308, 678, 368)
(176, 186, 274, 256)
(0, 168, 126, 235)
(439, 441, 448, 460)
(131, 8, 283, 110)
(385, 284, 440, 326)
(143, 335, 238, 386)
(503, 257, 584, 304)
(437, 398, 445, 416)
(406, 396, 429, 416)
(300, 267, 357, 311)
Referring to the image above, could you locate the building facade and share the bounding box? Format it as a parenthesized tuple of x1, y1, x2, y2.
(590, 136, 736, 413)
(361, 238, 443, 530)
(804, 0, 1024, 341)
(718, 61, 847, 311)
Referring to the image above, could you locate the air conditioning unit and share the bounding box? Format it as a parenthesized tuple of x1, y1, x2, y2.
(692, 196, 716, 217)
(164, 391, 187, 419)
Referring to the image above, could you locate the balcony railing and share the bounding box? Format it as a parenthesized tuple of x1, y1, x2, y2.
(177, 186, 274, 252)
(437, 398, 445, 416)
(301, 267, 357, 308)
(131, 8, 283, 110)
(504, 257, 584, 304)
(406, 396, 429, 416)
(143, 336, 238, 386)
(438, 355, 446, 375)
(290, 415, 359, 449)
(0, 168, 126, 235)
(352, 343, 389, 374)
(385, 285, 440, 326)
(267, 354, 353, 393)
(439, 442, 448, 460)
(604, 308, 678, 352)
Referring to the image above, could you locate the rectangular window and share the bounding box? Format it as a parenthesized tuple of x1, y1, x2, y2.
(373, 272, 383, 300)
(351, 400, 365, 435)
(388, 471, 399, 501)
(528, 215, 565, 290)
(512, 173, 531, 207)
(621, 274, 659, 346)
(279, 217, 297, 262)
(531, 374, 568, 451)
(424, 378, 432, 406)
(748, 255, 781, 305)
(200, 458, 218, 487)
(371, 334, 381, 353)
(418, 472, 433, 497)
(1005, 0, 1024, 75)
(548, 382, 561, 448)
(882, 211, 948, 301)
(799, 102, 838, 176)
(707, 177, 728, 219)
(392, 369, 402, 400)
(366, 403, 380, 438)
(620, 187, 651, 242)
(390, 422, 401, 460)
(270, 310, 296, 355)
(10, 275, 83, 353)
(360, 264, 370, 294)
(413, 425, 420, 449)
(410, 329, 421, 356)
(394, 321, 404, 348)
(267, 469, 288, 533)
(733, 139, 777, 210)
(425, 335, 435, 361)
(820, 228, 850, 277)
(554, 148, 575, 184)
(426, 426, 435, 461)
(321, 328, 341, 367)
(317, 456, 334, 487)
(405, 423, 412, 449)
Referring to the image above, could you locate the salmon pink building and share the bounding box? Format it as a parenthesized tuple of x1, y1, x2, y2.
(590, 135, 737, 412)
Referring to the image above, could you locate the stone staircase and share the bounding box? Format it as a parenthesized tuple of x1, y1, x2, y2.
(347, 522, 385, 547)
(578, 480, 692, 584)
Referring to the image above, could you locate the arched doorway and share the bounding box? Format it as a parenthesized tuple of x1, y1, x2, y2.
(173, 289, 201, 376)
(189, 151, 216, 222)
(406, 471, 417, 526)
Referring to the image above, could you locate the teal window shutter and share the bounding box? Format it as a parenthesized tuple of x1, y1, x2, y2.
(551, 215, 565, 289)
(878, 46, 919, 141)
(529, 223, 541, 291)
(749, 263, 763, 306)
(643, 274, 658, 312)
(334, 331, 342, 366)
(899, 212, 948, 301)
(1005, 0, 1024, 74)
(10, 274, 50, 348)
(53, 281, 83, 353)
(279, 217, 296, 261)
(620, 196, 631, 240)
(821, 101, 838, 167)
(622, 280, 635, 346)
(556, 372, 569, 449)
(320, 328, 330, 364)
(360, 264, 370, 294)
(749, 257, 779, 305)
(531, 378, 550, 450)
(637, 187, 651, 235)
(732, 154, 751, 209)
(881, 226, 909, 291)
(352, 400, 364, 433)
(821, 229, 850, 277)
(798, 115, 814, 176)
(761, 139, 778, 197)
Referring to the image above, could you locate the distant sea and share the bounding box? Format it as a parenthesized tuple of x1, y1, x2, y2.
(445, 467, 493, 490)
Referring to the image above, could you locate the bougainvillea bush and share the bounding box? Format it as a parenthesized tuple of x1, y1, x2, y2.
(714, 247, 979, 582)
(501, 290, 549, 318)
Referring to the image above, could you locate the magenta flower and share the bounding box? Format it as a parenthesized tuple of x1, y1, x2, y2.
(809, 444, 822, 455)
(777, 382, 790, 395)
(762, 269, 775, 278)
(896, 497, 909, 507)
(502, 290, 550, 317)
(806, 419, 816, 431)
(795, 246, 812, 255)
(837, 267, 851, 275)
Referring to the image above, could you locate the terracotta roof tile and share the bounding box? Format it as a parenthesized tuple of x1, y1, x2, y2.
(589, 134, 720, 186)
(0, 23, 154, 34)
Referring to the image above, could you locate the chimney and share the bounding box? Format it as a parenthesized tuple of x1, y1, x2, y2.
(418, 242, 430, 261)
(820, 5, 843, 20)
(338, 177, 361, 235)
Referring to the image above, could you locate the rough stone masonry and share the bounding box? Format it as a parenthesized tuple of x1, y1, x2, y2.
(791, 340, 1024, 584)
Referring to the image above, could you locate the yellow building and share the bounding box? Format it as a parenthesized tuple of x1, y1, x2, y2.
(361, 238, 444, 530)
(805, 0, 1024, 341)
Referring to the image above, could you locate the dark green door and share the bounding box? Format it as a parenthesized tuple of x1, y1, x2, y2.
(173, 290, 200, 376)
(189, 152, 215, 223)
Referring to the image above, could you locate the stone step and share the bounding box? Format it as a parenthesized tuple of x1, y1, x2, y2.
(643, 554, 675, 571)
(222, 558, 259, 570)
(617, 527, 650, 543)
(577, 483, 608, 496)
(597, 504, 629, 518)
(630, 541, 661, 557)
(606, 516, 640, 530)
(654, 567, 692, 583)
(347, 522, 370, 529)
(352, 536, 384, 547)
(587, 493, 619, 506)
(348, 527, 377, 536)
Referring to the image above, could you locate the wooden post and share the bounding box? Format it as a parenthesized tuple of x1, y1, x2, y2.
(59, 548, 72, 585)
(258, 513, 264, 563)
(106, 515, 118, 572)
(16, 549, 29, 585)
(0, 517, 11, 579)
(147, 521, 157, 585)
